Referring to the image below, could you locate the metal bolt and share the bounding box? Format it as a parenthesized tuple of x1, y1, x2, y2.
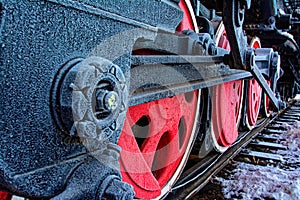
(97, 90, 119, 112)
(268, 16, 275, 25)
(105, 91, 119, 111)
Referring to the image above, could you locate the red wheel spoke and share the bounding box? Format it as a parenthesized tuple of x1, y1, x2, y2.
(140, 131, 166, 167)
(119, 121, 160, 191)
(126, 103, 151, 126)
(153, 129, 181, 168)
(151, 129, 181, 186)
(140, 96, 183, 167)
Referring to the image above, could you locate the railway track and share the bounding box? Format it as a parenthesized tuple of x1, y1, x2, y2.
(165, 98, 300, 199)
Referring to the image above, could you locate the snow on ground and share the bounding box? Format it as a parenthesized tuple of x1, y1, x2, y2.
(216, 121, 300, 200)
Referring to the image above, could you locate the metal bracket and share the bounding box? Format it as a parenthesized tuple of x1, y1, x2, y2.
(223, 0, 285, 111)
(250, 63, 280, 111)
(246, 49, 285, 111)
(223, 0, 248, 69)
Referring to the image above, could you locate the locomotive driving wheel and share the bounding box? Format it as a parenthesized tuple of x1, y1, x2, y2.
(0, 191, 11, 200)
(118, 92, 200, 198)
(245, 37, 263, 128)
(118, 0, 201, 198)
(210, 23, 244, 152)
(260, 80, 272, 117)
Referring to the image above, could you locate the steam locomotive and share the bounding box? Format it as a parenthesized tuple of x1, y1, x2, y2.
(0, 0, 299, 199)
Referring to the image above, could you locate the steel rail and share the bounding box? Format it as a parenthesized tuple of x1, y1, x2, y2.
(165, 99, 295, 199)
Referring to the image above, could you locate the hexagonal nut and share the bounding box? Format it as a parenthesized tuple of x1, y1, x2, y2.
(72, 91, 88, 122)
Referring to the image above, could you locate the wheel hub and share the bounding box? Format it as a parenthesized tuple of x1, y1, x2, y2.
(51, 56, 128, 142)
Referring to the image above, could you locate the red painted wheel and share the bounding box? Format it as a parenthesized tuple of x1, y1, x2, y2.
(246, 38, 263, 128)
(261, 80, 272, 117)
(118, 92, 199, 198)
(210, 23, 244, 152)
(247, 79, 262, 126)
(0, 191, 12, 200)
(118, 0, 200, 198)
(212, 81, 243, 148)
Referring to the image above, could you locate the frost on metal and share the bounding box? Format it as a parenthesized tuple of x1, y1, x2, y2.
(216, 121, 300, 200)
